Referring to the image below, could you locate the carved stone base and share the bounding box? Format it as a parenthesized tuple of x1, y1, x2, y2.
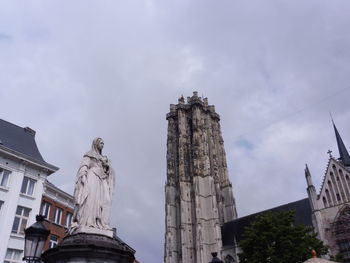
(72, 225, 114, 238)
(42, 233, 135, 263)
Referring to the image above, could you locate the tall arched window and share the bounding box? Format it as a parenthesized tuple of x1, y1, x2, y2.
(330, 172, 342, 203)
(339, 169, 350, 201)
(328, 181, 336, 205)
(326, 189, 333, 206)
(323, 197, 328, 208)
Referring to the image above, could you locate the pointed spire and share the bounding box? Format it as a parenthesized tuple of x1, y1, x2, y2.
(332, 119, 350, 166)
(305, 163, 318, 211)
(305, 164, 314, 187)
(305, 163, 311, 177)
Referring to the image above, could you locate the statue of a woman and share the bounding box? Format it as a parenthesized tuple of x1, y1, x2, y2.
(69, 138, 115, 236)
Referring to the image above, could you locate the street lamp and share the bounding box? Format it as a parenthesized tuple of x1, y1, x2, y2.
(209, 252, 224, 263)
(23, 215, 50, 263)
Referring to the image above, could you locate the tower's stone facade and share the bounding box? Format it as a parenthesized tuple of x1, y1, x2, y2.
(164, 92, 237, 263)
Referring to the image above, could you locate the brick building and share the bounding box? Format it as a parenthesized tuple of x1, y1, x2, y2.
(40, 180, 74, 251)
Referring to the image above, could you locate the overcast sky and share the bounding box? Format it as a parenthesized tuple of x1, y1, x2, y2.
(1, 1, 350, 262)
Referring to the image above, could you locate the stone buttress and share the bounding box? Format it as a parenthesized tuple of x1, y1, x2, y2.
(164, 92, 237, 263)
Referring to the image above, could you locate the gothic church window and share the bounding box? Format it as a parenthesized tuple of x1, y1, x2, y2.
(339, 169, 350, 201)
(323, 197, 327, 207)
(328, 180, 337, 205)
(330, 173, 340, 202)
(326, 189, 333, 206)
(337, 193, 341, 202)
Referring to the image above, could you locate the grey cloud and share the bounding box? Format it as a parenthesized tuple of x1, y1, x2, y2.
(0, 0, 350, 262)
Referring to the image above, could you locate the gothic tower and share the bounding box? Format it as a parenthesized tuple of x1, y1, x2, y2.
(164, 92, 237, 263)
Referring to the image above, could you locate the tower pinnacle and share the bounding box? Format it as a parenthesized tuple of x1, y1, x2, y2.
(332, 120, 350, 166)
(164, 93, 237, 263)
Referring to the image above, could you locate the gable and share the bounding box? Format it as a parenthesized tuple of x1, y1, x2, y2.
(318, 158, 350, 209)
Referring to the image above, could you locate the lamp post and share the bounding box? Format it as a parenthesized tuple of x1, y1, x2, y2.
(209, 252, 224, 263)
(23, 215, 50, 263)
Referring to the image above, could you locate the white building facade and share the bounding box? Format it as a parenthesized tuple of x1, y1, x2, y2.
(0, 119, 58, 263)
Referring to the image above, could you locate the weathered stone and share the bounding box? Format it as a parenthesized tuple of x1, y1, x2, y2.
(42, 233, 135, 263)
(69, 138, 115, 237)
(42, 139, 135, 263)
(164, 92, 237, 263)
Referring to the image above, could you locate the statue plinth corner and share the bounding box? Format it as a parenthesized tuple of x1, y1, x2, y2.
(42, 232, 135, 263)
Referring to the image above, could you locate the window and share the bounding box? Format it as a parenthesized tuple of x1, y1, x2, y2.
(11, 206, 31, 235)
(54, 207, 62, 225)
(323, 197, 327, 207)
(49, 234, 59, 248)
(0, 167, 10, 188)
(20, 177, 36, 196)
(337, 193, 341, 201)
(4, 249, 22, 263)
(66, 212, 73, 228)
(41, 201, 51, 220)
(0, 200, 3, 210)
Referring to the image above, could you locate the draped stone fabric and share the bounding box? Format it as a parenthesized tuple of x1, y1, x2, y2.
(69, 138, 115, 236)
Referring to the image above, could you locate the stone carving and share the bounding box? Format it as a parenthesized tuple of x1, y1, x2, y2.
(164, 92, 238, 263)
(69, 138, 115, 237)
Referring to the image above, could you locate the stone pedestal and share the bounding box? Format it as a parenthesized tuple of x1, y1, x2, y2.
(42, 233, 135, 263)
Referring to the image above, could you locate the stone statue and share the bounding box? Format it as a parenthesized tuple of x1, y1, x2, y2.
(69, 137, 115, 237)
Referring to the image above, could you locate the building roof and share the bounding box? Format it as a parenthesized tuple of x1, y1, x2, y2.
(44, 180, 74, 202)
(333, 120, 350, 166)
(221, 198, 313, 246)
(0, 119, 58, 173)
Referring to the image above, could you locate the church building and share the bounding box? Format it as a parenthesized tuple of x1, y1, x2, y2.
(221, 121, 350, 262)
(164, 93, 350, 263)
(305, 121, 350, 262)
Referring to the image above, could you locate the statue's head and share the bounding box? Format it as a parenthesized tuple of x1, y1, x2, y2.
(92, 137, 104, 154)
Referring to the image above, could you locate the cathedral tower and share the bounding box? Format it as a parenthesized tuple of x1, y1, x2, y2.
(164, 92, 237, 263)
